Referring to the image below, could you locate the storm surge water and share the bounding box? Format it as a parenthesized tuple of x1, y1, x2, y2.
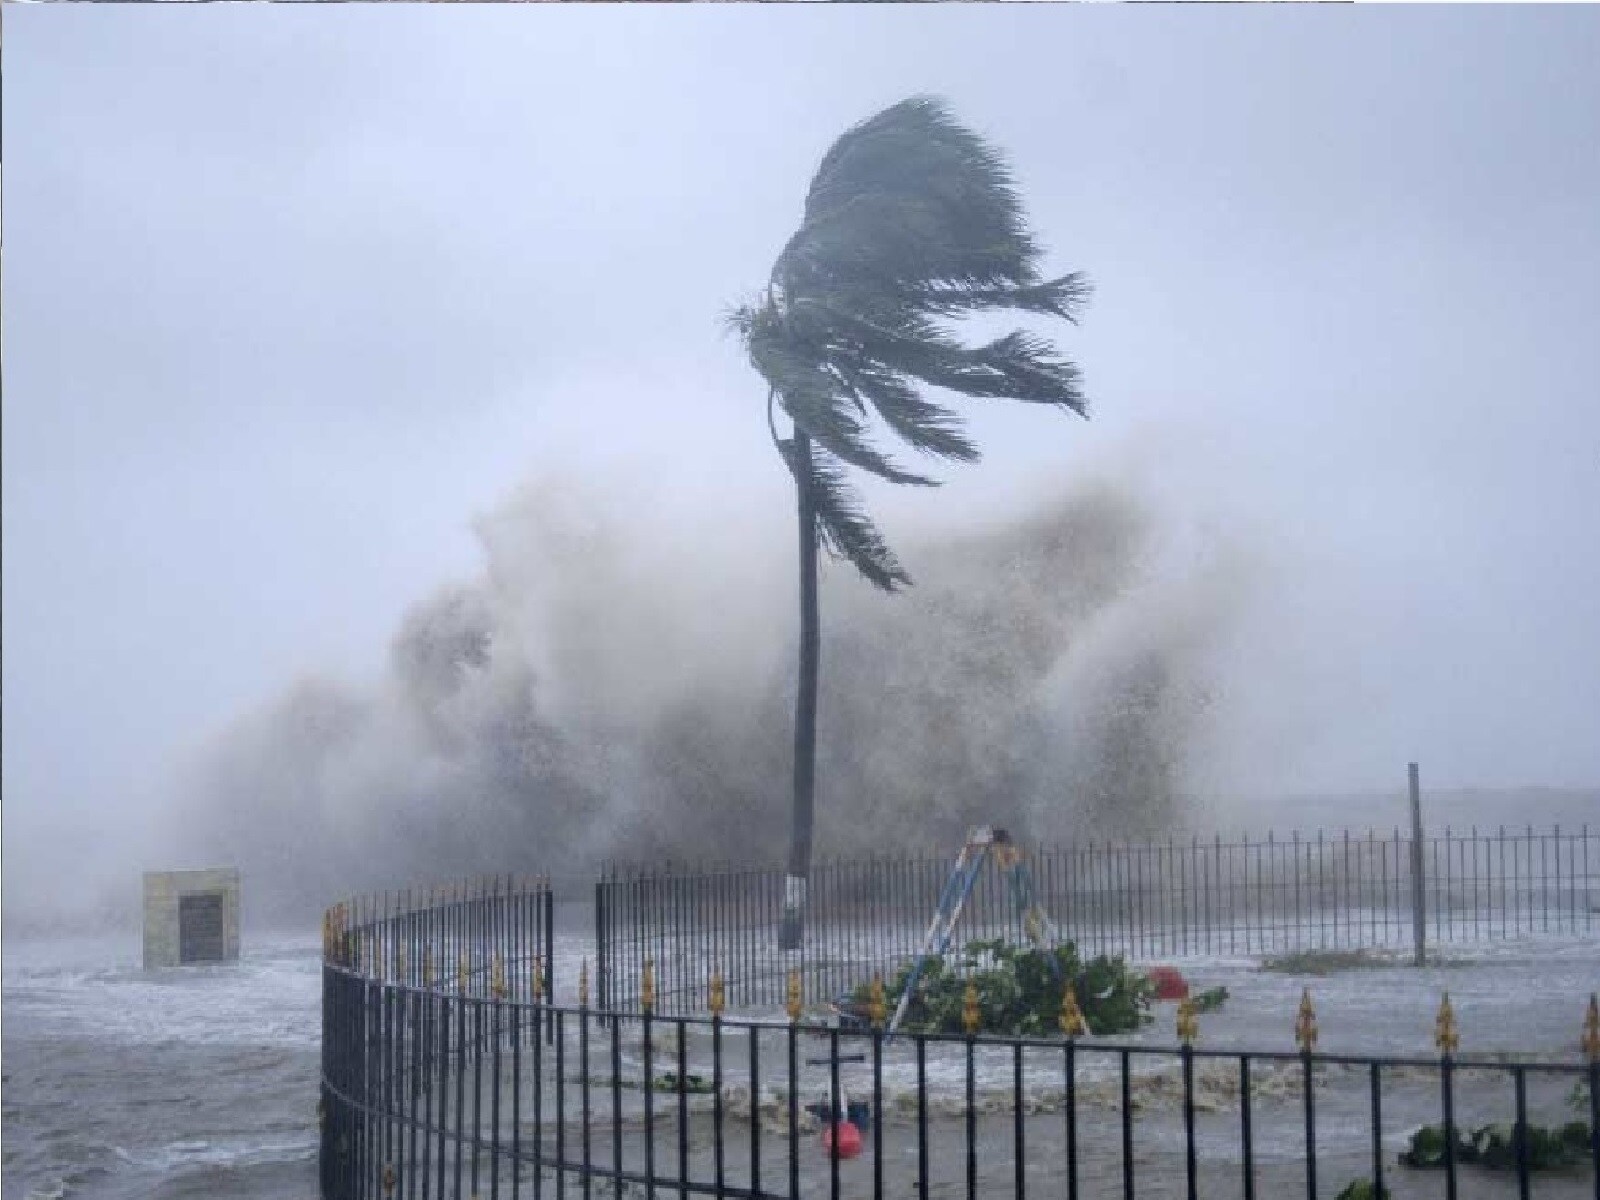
(165, 471, 1255, 924)
(1, 934, 324, 1200)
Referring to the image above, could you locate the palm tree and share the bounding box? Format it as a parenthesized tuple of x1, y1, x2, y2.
(731, 96, 1091, 949)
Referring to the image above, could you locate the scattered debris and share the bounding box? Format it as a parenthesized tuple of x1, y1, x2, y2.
(650, 1072, 715, 1095)
(1260, 949, 1392, 975)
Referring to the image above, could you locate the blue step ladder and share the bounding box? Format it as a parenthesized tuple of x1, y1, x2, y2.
(885, 826, 1066, 1039)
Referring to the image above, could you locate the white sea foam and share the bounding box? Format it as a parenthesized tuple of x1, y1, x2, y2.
(111, 1137, 317, 1173)
(3, 932, 321, 1048)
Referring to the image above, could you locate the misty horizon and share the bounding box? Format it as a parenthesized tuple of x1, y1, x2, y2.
(6, 6, 1600, 934)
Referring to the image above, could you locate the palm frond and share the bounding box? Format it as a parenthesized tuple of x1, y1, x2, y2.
(965, 331, 1089, 414)
(748, 316, 937, 486)
(781, 439, 911, 591)
(830, 359, 981, 464)
(920, 272, 1093, 323)
(776, 96, 1044, 300)
(790, 297, 1089, 416)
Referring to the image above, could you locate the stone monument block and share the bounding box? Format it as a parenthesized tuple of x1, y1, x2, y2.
(142, 867, 241, 968)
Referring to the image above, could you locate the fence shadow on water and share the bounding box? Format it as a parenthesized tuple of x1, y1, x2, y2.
(321, 839, 1600, 1200)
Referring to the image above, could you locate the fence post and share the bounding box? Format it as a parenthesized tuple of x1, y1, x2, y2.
(544, 882, 556, 1045)
(595, 875, 608, 1024)
(1410, 762, 1427, 966)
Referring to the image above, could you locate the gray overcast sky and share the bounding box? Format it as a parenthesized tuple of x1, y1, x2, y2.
(4, 6, 1599, 911)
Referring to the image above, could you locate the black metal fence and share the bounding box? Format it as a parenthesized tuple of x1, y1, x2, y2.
(596, 825, 1599, 1013)
(321, 877, 556, 1199)
(321, 876, 1600, 1200)
(324, 879, 555, 999)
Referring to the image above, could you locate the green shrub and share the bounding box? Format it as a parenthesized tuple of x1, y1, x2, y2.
(1401, 1120, 1593, 1172)
(1559, 1121, 1592, 1155)
(1570, 1078, 1592, 1115)
(1399, 1123, 1474, 1168)
(1190, 985, 1229, 1013)
(1332, 1181, 1389, 1200)
(853, 939, 1154, 1036)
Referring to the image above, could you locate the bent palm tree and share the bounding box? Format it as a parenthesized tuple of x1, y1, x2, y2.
(731, 97, 1091, 949)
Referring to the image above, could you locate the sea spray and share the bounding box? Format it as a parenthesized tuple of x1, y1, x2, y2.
(166, 472, 1251, 921)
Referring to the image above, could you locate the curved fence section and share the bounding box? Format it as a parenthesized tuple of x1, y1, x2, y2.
(320, 878, 554, 1200)
(321, 871, 1600, 1200)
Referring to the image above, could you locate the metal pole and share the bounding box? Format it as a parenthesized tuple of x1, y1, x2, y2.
(1410, 762, 1427, 967)
(544, 888, 556, 1046)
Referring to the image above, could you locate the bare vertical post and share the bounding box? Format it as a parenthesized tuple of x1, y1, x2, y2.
(1409, 762, 1426, 967)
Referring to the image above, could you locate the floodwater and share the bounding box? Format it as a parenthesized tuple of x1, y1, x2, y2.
(2, 931, 323, 1200)
(3, 925, 1595, 1200)
(522, 936, 1599, 1198)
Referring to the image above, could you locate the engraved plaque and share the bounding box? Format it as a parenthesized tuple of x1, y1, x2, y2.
(179, 892, 226, 963)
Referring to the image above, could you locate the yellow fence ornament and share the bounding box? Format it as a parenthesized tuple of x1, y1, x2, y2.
(868, 975, 887, 1031)
(1176, 998, 1198, 1045)
(1059, 983, 1087, 1038)
(1295, 989, 1318, 1054)
(1435, 992, 1460, 1057)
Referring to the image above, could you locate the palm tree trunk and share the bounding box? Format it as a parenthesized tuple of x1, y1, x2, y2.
(779, 431, 820, 951)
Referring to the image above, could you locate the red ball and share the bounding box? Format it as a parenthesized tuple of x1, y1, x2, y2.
(822, 1120, 863, 1159)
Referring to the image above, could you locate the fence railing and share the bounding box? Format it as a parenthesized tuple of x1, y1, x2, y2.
(320, 877, 556, 1199)
(596, 825, 1598, 1014)
(320, 876, 1600, 1200)
(326, 878, 555, 999)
